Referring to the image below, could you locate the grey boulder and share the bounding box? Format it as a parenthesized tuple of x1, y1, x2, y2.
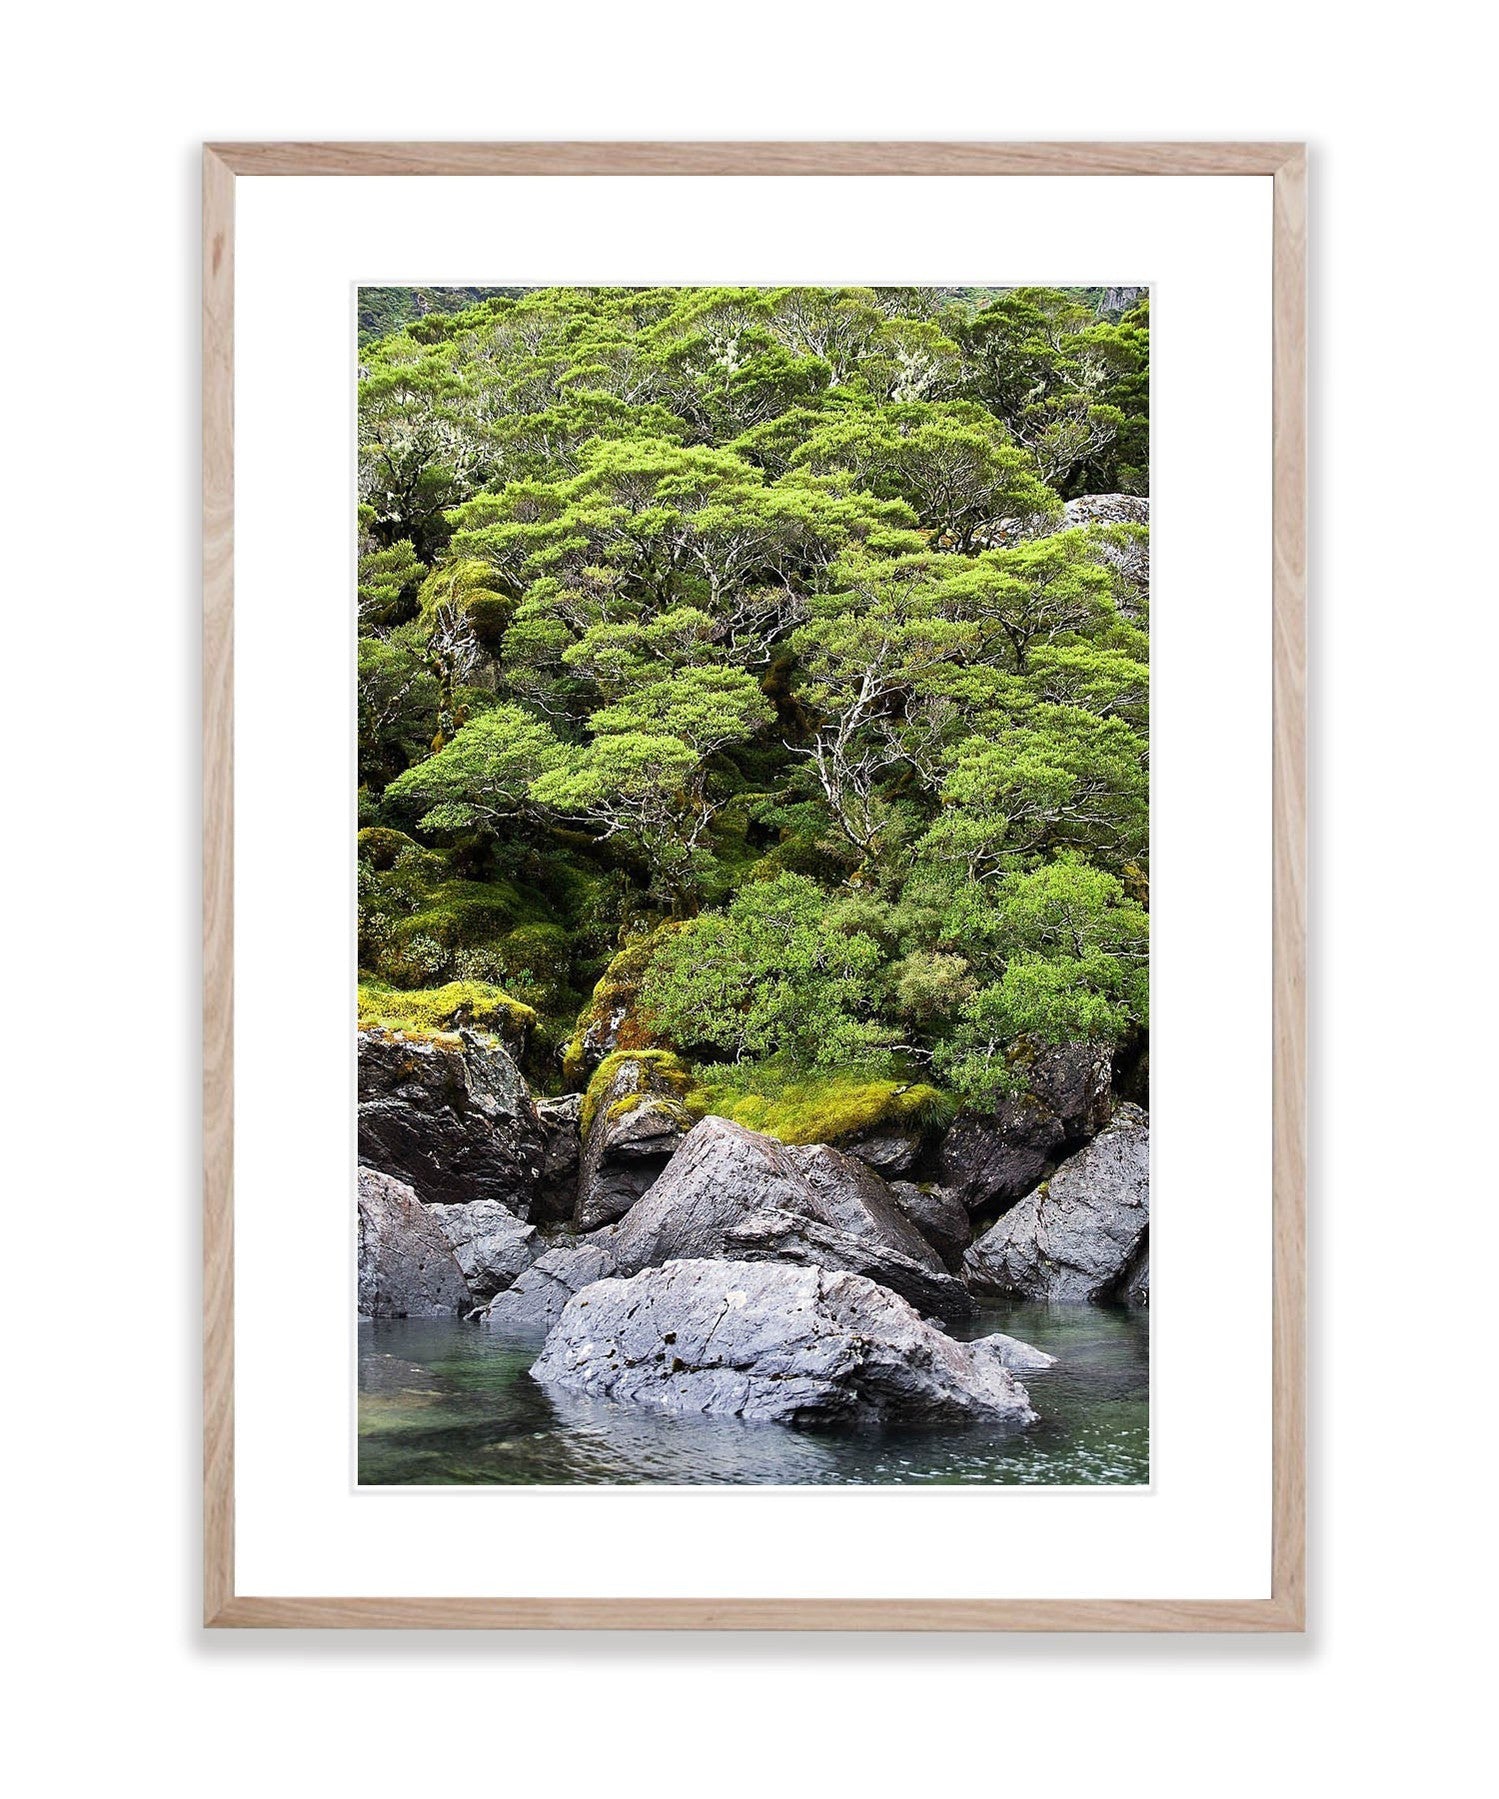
(940, 1042, 1114, 1217)
(425, 1198, 538, 1301)
(612, 1118, 970, 1319)
(358, 1027, 546, 1215)
(531, 1259, 1037, 1429)
(480, 1237, 622, 1336)
(357, 1166, 473, 1318)
(485, 1115, 971, 1333)
(963, 1103, 1149, 1303)
(889, 1180, 972, 1268)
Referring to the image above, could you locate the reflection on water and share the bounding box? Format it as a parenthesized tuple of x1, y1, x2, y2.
(358, 1297, 1148, 1486)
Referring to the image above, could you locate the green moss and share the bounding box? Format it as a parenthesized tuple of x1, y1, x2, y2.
(698, 1063, 955, 1147)
(357, 980, 539, 1044)
(560, 922, 685, 1087)
(390, 878, 545, 953)
(580, 1048, 708, 1135)
(357, 826, 414, 872)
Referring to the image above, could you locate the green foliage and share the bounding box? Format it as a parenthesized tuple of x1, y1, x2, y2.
(638, 872, 897, 1070)
(357, 285, 1150, 1106)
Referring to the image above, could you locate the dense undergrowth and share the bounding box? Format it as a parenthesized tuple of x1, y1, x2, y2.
(357, 284, 1150, 1130)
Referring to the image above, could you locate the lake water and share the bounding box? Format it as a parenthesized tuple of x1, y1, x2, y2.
(358, 1298, 1149, 1486)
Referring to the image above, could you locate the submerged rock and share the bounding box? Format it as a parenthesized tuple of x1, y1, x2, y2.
(425, 1198, 538, 1301)
(484, 1115, 971, 1333)
(357, 1167, 473, 1318)
(940, 1042, 1114, 1218)
(530, 1259, 1037, 1429)
(358, 1027, 546, 1215)
(976, 1332, 1057, 1372)
(574, 1053, 697, 1232)
(963, 1103, 1150, 1303)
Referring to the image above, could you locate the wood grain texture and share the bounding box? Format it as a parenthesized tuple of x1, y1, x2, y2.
(201, 141, 1308, 1631)
(203, 145, 236, 1628)
(210, 1595, 1304, 1631)
(1270, 146, 1309, 1631)
(207, 140, 1299, 177)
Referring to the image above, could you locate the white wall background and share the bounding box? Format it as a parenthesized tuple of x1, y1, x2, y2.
(5, 5, 1492, 1794)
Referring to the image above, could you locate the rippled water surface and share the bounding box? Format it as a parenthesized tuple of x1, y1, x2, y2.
(358, 1298, 1149, 1486)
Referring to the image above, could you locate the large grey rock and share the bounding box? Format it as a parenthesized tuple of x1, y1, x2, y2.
(484, 1116, 971, 1333)
(889, 1180, 972, 1269)
(358, 1027, 546, 1215)
(963, 1103, 1149, 1303)
(480, 1237, 621, 1335)
(940, 1042, 1114, 1218)
(357, 1167, 473, 1318)
(574, 1055, 695, 1232)
(533, 1093, 583, 1225)
(530, 1260, 1038, 1429)
(425, 1198, 538, 1301)
(615, 1119, 969, 1319)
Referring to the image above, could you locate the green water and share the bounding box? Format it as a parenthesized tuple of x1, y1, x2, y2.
(358, 1299, 1149, 1486)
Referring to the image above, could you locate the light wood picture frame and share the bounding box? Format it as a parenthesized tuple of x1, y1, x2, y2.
(203, 140, 1306, 1631)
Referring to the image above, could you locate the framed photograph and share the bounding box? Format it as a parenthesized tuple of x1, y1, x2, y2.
(204, 141, 1305, 1629)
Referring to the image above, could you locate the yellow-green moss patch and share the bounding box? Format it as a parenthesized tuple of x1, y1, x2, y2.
(698, 1065, 954, 1147)
(580, 1048, 708, 1136)
(357, 979, 539, 1043)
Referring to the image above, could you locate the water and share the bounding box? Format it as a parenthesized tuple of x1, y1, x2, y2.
(358, 1299, 1149, 1486)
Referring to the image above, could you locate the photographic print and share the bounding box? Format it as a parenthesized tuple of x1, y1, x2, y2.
(355, 283, 1151, 1487)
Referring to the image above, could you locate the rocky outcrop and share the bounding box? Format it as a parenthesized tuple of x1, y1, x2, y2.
(484, 1115, 971, 1333)
(940, 1042, 1114, 1219)
(357, 1167, 473, 1318)
(574, 1054, 697, 1232)
(889, 1180, 972, 1269)
(530, 1260, 1037, 1429)
(1060, 493, 1150, 530)
(425, 1198, 537, 1301)
(358, 1027, 546, 1215)
(533, 1093, 583, 1224)
(963, 1103, 1149, 1303)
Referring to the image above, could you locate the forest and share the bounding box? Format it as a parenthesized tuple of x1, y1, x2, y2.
(356, 283, 1150, 1152)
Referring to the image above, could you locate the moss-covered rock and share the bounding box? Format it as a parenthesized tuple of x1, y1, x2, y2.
(357, 826, 414, 872)
(357, 980, 538, 1049)
(561, 923, 685, 1088)
(697, 1065, 953, 1175)
(574, 1050, 709, 1231)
